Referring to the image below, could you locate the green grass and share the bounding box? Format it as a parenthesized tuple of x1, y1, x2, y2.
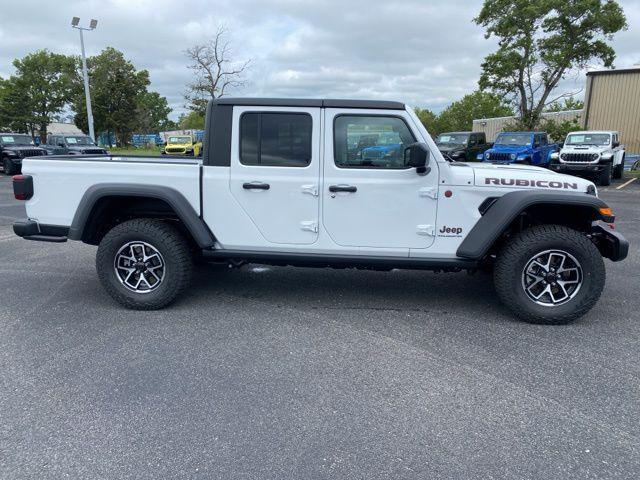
(107, 146, 162, 157)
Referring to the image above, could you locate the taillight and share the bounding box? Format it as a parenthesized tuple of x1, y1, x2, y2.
(13, 174, 33, 201)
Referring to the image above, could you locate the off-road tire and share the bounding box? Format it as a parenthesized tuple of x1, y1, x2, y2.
(96, 219, 193, 310)
(613, 157, 625, 180)
(2, 157, 16, 175)
(599, 164, 612, 186)
(494, 225, 605, 325)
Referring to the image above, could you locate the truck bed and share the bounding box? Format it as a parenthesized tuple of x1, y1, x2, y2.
(22, 155, 202, 227)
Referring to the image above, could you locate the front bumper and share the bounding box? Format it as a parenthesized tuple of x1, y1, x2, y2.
(13, 219, 69, 243)
(550, 163, 607, 173)
(591, 222, 629, 262)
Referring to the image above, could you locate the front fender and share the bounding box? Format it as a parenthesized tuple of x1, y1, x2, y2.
(456, 190, 611, 260)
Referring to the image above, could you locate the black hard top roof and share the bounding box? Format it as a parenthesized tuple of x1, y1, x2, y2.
(212, 98, 405, 110)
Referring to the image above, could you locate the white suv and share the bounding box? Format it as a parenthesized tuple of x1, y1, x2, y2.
(550, 131, 625, 186)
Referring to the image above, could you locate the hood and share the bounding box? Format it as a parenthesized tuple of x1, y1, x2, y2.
(489, 144, 530, 153)
(437, 145, 464, 153)
(4, 145, 44, 151)
(463, 162, 594, 193)
(561, 145, 610, 154)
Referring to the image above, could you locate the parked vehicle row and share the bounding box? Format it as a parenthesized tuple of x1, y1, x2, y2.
(435, 129, 626, 186)
(1, 133, 109, 175)
(12, 98, 628, 324)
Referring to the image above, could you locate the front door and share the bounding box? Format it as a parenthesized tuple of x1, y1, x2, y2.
(229, 107, 321, 245)
(322, 109, 439, 250)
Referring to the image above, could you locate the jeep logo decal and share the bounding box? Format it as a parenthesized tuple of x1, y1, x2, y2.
(485, 178, 578, 189)
(438, 226, 463, 237)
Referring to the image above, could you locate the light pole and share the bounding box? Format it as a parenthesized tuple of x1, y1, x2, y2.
(71, 17, 98, 142)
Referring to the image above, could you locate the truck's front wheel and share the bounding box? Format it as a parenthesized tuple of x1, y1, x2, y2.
(599, 164, 612, 186)
(96, 219, 193, 310)
(494, 225, 605, 324)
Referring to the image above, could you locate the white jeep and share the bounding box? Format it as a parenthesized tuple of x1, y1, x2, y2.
(12, 98, 628, 324)
(550, 130, 625, 186)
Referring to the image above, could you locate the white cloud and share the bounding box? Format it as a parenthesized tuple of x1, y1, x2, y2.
(0, 0, 638, 120)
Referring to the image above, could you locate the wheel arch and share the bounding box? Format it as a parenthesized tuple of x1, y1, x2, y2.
(68, 184, 215, 248)
(457, 190, 611, 260)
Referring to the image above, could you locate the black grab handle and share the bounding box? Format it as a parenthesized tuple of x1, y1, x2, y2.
(243, 182, 270, 190)
(329, 185, 357, 193)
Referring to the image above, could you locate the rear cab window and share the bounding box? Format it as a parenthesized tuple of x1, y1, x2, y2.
(240, 112, 312, 167)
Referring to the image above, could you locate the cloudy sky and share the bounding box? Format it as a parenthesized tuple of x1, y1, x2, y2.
(1, 0, 639, 120)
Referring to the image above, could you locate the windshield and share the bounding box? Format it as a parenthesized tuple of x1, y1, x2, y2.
(436, 133, 469, 145)
(65, 136, 95, 146)
(495, 133, 532, 146)
(0, 135, 33, 146)
(168, 136, 191, 144)
(565, 133, 610, 146)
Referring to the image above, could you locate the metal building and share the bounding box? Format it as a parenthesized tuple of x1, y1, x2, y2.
(472, 110, 582, 142)
(583, 67, 640, 154)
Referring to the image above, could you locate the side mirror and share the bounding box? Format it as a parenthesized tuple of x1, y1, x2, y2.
(58, 142, 65, 147)
(613, 141, 620, 148)
(558, 142, 564, 148)
(404, 142, 430, 173)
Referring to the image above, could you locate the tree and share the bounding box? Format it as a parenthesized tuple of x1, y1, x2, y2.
(413, 107, 441, 137)
(72, 47, 150, 146)
(475, 0, 627, 129)
(437, 91, 512, 132)
(545, 96, 584, 112)
(184, 25, 250, 115)
(1, 50, 75, 141)
(177, 111, 205, 130)
(135, 91, 173, 133)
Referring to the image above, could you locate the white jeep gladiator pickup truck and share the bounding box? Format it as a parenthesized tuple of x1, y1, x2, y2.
(550, 130, 626, 186)
(12, 98, 628, 324)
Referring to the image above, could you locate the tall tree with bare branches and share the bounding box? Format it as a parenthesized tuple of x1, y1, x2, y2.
(184, 26, 251, 115)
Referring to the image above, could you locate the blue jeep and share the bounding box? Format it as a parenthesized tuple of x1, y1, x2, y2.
(361, 132, 402, 166)
(483, 132, 557, 166)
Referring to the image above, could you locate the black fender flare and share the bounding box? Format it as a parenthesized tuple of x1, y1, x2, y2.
(456, 190, 610, 260)
(68, 183, 215, 248)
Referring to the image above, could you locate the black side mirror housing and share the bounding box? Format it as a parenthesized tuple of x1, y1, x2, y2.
(613, 141, 620, 148)
(404, 142, 430, 174)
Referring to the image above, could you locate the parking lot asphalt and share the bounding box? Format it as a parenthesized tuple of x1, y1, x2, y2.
(0, 174, 638, 479)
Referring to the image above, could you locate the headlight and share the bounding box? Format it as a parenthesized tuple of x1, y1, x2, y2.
(510, 153, 516, 160)
(598, 153, 610, 160)
(560, 153, 566, 160)
(485, 152, 490, 159)
(586, 185, 597, 196)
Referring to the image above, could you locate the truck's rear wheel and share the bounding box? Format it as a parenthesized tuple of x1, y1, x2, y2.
(96, 219, 193, 310)
(494, 225, 605, 324)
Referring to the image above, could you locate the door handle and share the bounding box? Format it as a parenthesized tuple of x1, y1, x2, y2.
(329, 185, 357, 193)
(243, 182, 270, 190)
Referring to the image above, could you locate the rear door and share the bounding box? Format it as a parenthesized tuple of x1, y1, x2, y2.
(229, 106, 321, 245)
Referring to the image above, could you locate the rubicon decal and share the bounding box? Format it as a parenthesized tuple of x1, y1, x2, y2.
(485, 178, 578, 189)
(438, 226, 463, 237)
